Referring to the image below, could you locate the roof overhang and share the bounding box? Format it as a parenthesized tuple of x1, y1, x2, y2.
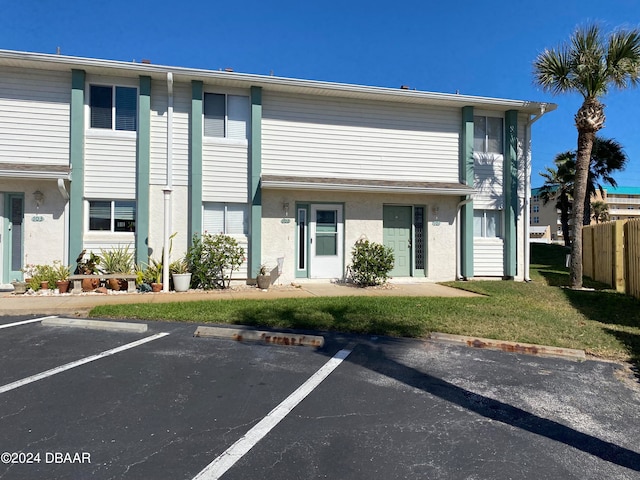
(261, 175, 475, 195)
(0, 163, 71, 180)
(0, 50, 557, 115)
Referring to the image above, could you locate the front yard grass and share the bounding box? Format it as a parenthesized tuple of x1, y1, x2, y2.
(90, 244, 640, 365)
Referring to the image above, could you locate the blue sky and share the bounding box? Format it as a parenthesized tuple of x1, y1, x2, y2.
(3, 0, 640, 187)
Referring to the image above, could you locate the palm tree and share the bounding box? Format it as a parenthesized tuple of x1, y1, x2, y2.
(539, 153, 574, 246)
(591, 201, 609, 223)
(534, 24, 640, 288)
(585, 137, 628, 223)
(560, 137, 628, 225)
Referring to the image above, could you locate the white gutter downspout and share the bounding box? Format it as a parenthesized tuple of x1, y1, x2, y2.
(58, 178, 70, 266)
(162, 72, 174, 292)
(456, 196, 474, 280)
(524, 104, 548, 282)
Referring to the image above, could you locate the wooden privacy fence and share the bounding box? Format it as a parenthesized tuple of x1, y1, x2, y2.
(583, 218, 640, 299)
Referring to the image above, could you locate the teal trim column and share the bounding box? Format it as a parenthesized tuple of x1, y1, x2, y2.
(460, 106, 474, 279)
(136, 76, 151, 264)
(190, 81, 203, 242)
(504, 110, 518, 277)
(250, 86, 262, 278)
(68, 69, 86, 262)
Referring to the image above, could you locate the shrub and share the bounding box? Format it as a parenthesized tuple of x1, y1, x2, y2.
(26, 264, 57, 291)
(348, 239, 395, 286)
(186, 233, 245, 289)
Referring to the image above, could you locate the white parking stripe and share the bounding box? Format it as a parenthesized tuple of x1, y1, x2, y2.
(0, 316, 58, 330)
(0, 332, 170, 394)
(193, 348, 352, 480)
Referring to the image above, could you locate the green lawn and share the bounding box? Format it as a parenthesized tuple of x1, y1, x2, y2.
(91, 243, 640, 365)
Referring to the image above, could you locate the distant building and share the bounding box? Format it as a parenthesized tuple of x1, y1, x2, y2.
(603, 186, 640, 221)
(530, 185, 640, 243)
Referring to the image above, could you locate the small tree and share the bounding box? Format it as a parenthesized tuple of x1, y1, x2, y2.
(591, 201, 609, 223)
(186, 233, 245, 289)
(348, 239, 395, 287)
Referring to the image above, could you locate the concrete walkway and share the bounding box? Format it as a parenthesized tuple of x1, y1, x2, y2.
(0, 281, 479, 316)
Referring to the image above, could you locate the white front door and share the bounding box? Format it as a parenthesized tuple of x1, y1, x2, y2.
(309, 204, 343, 279)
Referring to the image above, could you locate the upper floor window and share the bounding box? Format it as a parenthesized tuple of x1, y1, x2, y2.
(474, 209, 502, 238)
(89, 200, 136, 232)
(533, 205, 540, 213)
(204, 93, 249, 140)
(90, 85, 137, 131)
(474, 116, 503, 154)
(533, 216, 540, 224)
(532, 195, 540, 202)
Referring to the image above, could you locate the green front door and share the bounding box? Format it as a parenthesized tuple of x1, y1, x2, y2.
(383, 205, 412, 277)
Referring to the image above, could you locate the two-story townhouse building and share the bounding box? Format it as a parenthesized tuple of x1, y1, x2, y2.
(0, 50, 554, 288)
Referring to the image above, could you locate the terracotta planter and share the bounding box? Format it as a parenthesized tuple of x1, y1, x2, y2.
(107, 278, 121, 291)
(40, 281, 49, 290)
(151, 282, 163, 292)
(56, 280, 70, 294)
(82, 277, 100, 291)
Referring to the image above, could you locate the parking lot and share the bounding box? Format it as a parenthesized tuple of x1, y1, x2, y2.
(0, 315, 639, 480)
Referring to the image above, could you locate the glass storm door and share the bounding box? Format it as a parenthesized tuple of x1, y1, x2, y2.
(309, 205, 343, 279)
(3, 194, 24, 282)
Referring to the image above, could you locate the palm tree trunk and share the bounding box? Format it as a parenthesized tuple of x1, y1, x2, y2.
(559, 194, 571, 247)
(569, 129, 595, 288)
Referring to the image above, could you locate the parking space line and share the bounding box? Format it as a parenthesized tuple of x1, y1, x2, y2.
(0, 332, 170, 394)
(0, 316, 57, 330)
(193, 348, 352, 480)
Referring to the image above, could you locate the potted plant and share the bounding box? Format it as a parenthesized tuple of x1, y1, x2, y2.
(256, 264, 271, 290)
(99, 246, 134, 290)
(53, 261, 71, 294)
(75, 250, 100, 291)
(26, 264, 56, 292)
(170, 258, 191, 292)
(144, 258, 163, 292)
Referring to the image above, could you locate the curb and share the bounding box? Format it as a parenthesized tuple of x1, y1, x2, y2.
(41, 317, 148, 333)
(429, 332, 586, 360)
(194, 326, 324, 348)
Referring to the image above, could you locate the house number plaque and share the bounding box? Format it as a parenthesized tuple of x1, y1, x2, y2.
(31, 215, 44, 222)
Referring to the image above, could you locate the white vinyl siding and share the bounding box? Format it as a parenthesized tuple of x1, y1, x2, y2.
(262, 92, 460, 182)
(172, 83, 191, 186)
(474, 239, 505, 277)
(0, 66, 70, 164)
(150, 79, 167, 185)
(84, 135, 137, 197)
(202, 143, 249, 202)
(149, 81, 190, 186)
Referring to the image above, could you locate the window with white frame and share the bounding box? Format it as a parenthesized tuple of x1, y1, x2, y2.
(203, 203, 249, 235)
(533, 216, 539, 224)
(203, 93, 249, 140)
(89, 200, 136, 232)
(533, 205, 539, 213)
(90, 85, 137, 131)
(474, 116, 503, 154)
(473, 209, 502, 238)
